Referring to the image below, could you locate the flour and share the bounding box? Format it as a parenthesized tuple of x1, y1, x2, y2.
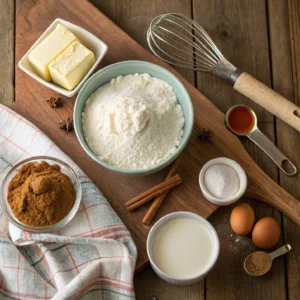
(82, 73, 185, 169)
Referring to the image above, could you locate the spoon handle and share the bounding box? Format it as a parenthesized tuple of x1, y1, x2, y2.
(248, 129, 297, 176)
(269, 244, 292, 261)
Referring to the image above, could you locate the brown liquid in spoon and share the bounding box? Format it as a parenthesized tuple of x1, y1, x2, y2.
(228, 107, 255, 134)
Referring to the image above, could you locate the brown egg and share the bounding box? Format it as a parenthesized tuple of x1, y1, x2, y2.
(252, 217, 280, 249)
(230, 203, 255, 235)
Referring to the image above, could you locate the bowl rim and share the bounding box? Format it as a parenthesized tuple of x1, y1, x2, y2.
(199, 157, 248, 206)
(18, 18, 108, 98)
(74, 60, 194, 174)
(0, 156, 82, 233)
(146, 211, 220, 282)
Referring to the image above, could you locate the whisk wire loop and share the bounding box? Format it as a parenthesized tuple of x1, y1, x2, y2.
(162, 15, 221, 64)
(148, 13, 224, 72)
(156, 25, 218, 67)
(150, 31, 197, 67)
(152, 27, 217, 68)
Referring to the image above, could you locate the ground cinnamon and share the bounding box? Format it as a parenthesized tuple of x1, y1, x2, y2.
(8, 161, 76, 227)
(245, 251, 271, 275)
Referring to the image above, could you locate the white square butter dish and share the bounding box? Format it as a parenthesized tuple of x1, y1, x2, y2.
(18, 18, 108, 97)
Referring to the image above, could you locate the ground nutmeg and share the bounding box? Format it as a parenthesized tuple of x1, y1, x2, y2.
(245, 251, 271, 275)
(8, 161, 76, 227)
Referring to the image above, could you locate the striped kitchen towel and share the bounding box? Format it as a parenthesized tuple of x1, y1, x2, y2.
(0, 104, 137, 299)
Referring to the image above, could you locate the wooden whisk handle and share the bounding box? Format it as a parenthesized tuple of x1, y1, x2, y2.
(234, 72, 300, 132)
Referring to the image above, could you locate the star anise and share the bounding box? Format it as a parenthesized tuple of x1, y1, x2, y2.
(197, 128, 211, 142)
(47, 97, 62, 108)
(59, 118, 73, 132)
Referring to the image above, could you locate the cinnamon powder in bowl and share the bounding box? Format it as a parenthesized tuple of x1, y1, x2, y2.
(244, 251, 271, 276)
(1, 156, 82, 232)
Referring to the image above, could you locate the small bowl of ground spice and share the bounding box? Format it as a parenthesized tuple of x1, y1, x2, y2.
(0, 156, 82, 232)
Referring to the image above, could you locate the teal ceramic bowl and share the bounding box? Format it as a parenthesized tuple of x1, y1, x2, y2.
(74, 60, 194, 176)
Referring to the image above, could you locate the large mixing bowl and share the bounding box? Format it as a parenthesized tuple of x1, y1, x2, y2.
(74, 60, 194, 176)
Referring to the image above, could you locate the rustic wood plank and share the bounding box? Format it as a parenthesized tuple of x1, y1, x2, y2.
(268, 0, 300, 299)
(135, 267, 204, 300)
(0, 0, 14, 105)
(117, 0, 195, 85)
(89, 0, 117, 22)
(207, 127, 285, 300)
(193, 0, 273, 122)
(193, 0, 286, 299)
(288, 0, 300, 106)
(11, 1, 298, 299)
(114, 1, 202, 298)
(15, 0, 24, 13)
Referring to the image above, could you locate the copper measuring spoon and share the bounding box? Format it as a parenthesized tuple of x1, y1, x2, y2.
(225, 105, 297, 176)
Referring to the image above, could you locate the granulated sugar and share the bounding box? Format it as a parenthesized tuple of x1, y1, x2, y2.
(82, 73, 184, 169)
(204, 164, 239, 198)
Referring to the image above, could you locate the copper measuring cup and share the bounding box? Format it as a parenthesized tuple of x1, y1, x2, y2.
(225, 105, 297, 176)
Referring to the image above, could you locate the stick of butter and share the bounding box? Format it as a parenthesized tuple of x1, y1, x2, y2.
(29, 24, 78, 81)
(49, 41, 95, 90)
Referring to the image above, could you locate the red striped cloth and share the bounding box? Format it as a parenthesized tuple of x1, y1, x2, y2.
(0, 105, 137, 299)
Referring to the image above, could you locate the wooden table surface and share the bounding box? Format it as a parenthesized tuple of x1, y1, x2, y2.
(1, 0, 300, 299)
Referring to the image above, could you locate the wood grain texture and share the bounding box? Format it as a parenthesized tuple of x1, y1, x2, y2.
(207, 127, 286, 300)
(135, 267, 204, 300)
(288, 0, 300, 107)
(117, 0, 195, 84)
(13, 0, 213, 273)
(0, 0, 299, 299)
(15, 0, 24, 14)
(12, 0, 300, 278)
(192, 0, 277, 181)
(0, 0, 14, 105)
(193, 0, 273, 122)
(193, 1, 286, 299)
(114, 1, 203, 298)
(89, 0, 117, 22)
(268, 0, 300, 299)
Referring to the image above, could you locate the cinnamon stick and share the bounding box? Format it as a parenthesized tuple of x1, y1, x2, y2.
(142, 158, 181, 224)
(127, 178, 182, 211)
(125, 174, 182, 211)
(125, 174, 181, 207)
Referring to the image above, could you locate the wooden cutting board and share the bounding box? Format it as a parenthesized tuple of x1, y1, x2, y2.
(12, 0, 300, 272)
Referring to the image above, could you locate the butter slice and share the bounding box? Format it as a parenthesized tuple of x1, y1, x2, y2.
(29, 24, 78, 81)
(49, 41, 95, 90)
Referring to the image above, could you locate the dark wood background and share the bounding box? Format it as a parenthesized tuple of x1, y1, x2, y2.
(1, 0, 299, 299)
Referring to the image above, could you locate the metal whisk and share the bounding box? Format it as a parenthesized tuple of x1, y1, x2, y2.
(147, 13, 300, 133)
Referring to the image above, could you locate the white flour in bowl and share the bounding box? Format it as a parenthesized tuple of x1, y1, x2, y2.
(82, 73, 185, 169)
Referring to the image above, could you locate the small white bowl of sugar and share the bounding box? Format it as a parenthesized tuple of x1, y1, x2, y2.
(199, 157, 247, 206)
